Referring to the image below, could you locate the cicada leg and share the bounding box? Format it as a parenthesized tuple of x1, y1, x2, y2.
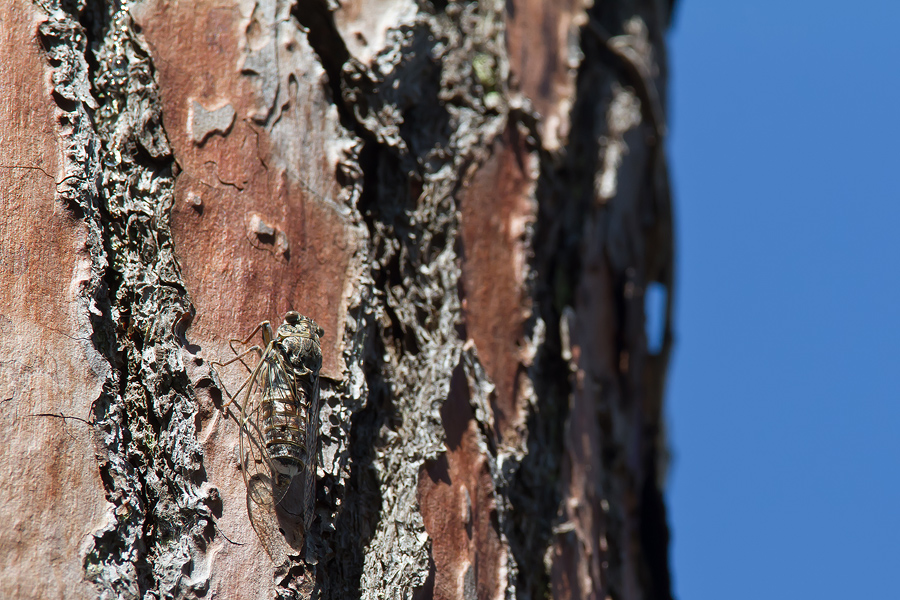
(226, 323, 269, 369)
(209, 320, 277, 414)
(209, 345, 263, 416)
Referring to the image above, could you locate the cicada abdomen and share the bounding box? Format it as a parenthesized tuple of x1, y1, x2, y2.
(226, 311, 323, 537)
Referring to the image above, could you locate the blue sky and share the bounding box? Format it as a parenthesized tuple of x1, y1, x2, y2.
(665, 1, 900, 598)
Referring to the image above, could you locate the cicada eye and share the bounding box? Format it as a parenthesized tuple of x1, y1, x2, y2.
(317, 325, 324, 338)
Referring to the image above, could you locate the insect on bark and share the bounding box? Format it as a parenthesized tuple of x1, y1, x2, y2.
(212, 311, 324, 537)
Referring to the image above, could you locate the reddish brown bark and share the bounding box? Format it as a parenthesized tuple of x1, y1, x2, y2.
(135, 0, 360, 379)
(459, 125, 537, 450)
(0, 3, 107, 598)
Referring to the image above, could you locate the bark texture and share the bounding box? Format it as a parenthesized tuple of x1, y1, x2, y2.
(0, 0, 675, 598)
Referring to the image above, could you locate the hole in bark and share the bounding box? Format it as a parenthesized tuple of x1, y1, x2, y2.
(645, 282, 667, 355)
(52, 90, 79, 113)
(254, 231, 275, 245)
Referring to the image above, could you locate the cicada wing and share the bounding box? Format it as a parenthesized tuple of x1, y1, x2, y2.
(238, 348, 291, 507)
(270, 366, 319, 525)
(301, 372, 321, 531)
(238, 352, 302, 560)
(239, 348, 276, 505)
(245, 477, 292, 566)
(269, 473, 293, 507)
(266, 352, 304, 507)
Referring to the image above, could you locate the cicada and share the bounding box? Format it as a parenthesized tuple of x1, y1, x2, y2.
(213, 311, 324, 535)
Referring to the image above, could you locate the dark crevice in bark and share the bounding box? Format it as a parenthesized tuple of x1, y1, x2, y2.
(505, 109, 577, 600)
(290, 0, 406, 187)
(292, 0, 350, 107)
(319, 340, 387, 599)
(395, 52, 453, 167)
(318, 152, 418, 596)
(75, 4, 103, 81)
(305, 26, 414, 584)
(317, 115, 406, 600)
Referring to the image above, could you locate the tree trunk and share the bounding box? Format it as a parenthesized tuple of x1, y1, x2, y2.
(0, 0, 675, 598)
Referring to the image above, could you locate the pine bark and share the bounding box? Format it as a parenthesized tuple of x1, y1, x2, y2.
(0, 0, 675, 598)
